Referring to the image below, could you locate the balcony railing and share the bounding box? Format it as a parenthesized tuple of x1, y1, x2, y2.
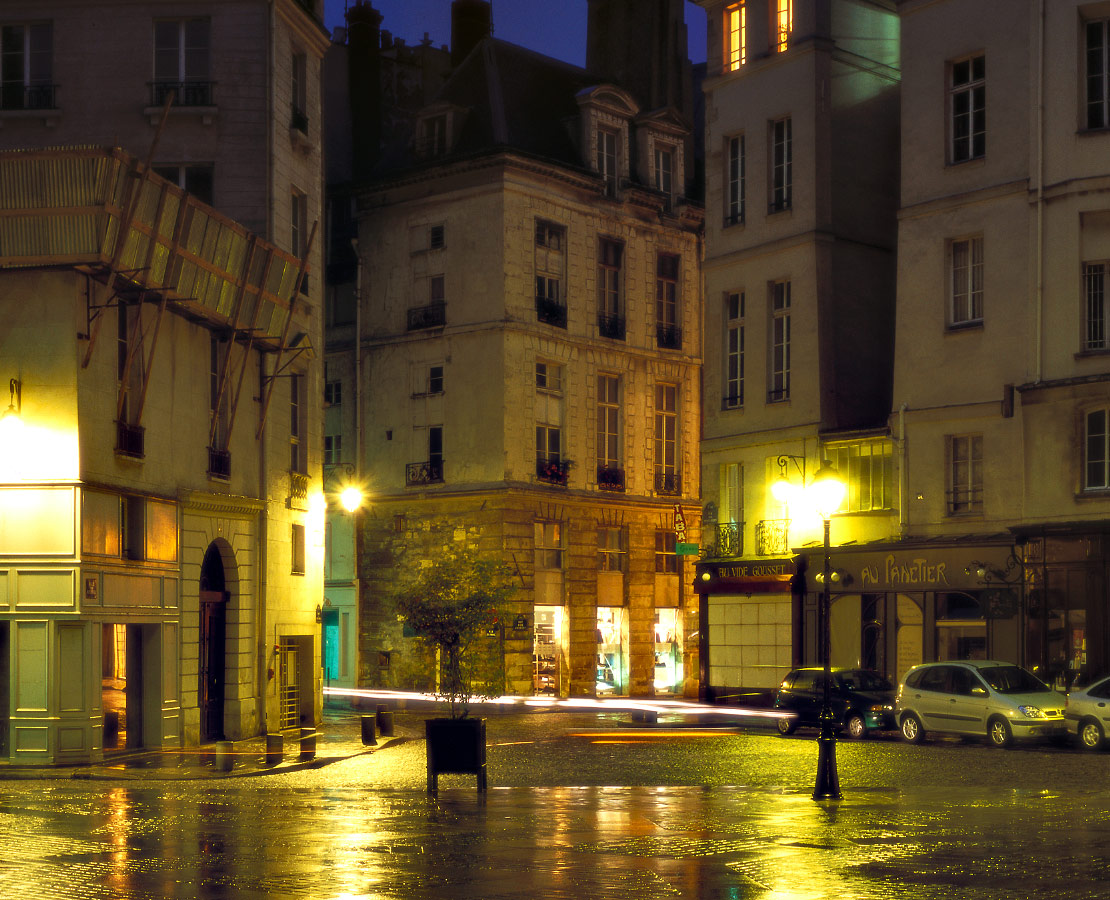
(654, 471, 680, 495)
(755, 519, 791, 556)
(656, 324, 682, 350)
(150, 81, 215, 107)
(0, 84, 57, 111)
(407, 302, 446, 331)
(537, 458, 571, 486)
(535, 295, 567, 328)
(207, 447, 231, 479)
(703, 522, 743, 559)
(596, 464, 625, 492)
(116, 422, 145, 459)
(722, 392, 743, 409)
(406, 459, 444, 486)
(598, 313, 625, 340)
(288, 471, 309, 510)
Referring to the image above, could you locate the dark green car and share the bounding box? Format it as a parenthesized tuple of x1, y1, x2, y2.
(774, 667, 896, 738)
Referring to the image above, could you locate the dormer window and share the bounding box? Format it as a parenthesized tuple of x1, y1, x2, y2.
(577, 85, 639, 199)
(597, 128, 618, 195)
(654, 145, 674, 196)
(420, 114, 447, 157)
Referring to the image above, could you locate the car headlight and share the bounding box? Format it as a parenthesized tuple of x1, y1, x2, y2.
(1017, 705, 1046, 719)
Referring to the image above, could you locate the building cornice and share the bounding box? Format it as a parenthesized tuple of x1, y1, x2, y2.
(179, 490, 266, 518)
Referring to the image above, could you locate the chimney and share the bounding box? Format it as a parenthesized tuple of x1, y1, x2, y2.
(346, 2, 383, 178)
(451, 0, 491, 67)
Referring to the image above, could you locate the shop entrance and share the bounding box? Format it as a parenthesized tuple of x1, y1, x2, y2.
(533, 606, 562, 695)
(596, 607, 626, 695)
(322, 608, 339, 685)
(101, 623, 148, 752)
(653, 609, 682, 694)
(199, 542, 229, 742)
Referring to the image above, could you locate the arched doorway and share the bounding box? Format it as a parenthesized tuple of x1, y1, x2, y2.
(199, 543, 230, 742)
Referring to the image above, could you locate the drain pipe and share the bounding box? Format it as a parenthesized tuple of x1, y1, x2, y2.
(898, 403, 908, 534)
(1034, 0, 1045, 383)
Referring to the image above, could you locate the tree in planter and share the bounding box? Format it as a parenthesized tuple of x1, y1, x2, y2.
(394, 547, 517, 719)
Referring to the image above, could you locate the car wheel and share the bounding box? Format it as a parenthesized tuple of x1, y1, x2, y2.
(1079, 719, 1105, 751)
(776, 714, 797, 735)
(987, 716, 1013, 748)
(846, 713, 867, 739)
(900, 713, 924, 744)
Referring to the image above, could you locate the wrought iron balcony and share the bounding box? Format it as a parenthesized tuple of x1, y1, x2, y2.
(406, 459, 444, 486)
(288, 471, 309, 510)
(207, 447, 231, 479)
(535, 295, 567, 328)
(537, 458, 571, 486)
(654, 471, 680, 495)
(597, 312, 625, 340)
(150, 81, 215, 107)
(755, 519, 791, 556)
(656, 324, 682, 350)
(407, 302, 446, 331)
(116, 422, 145, 459)
(0, 84, 57, 111)
(596, 464, 625, 492)
(703, 522, 743, 559)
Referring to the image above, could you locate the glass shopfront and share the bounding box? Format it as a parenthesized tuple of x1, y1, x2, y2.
(533, 606, 563, 695)
(596, 607, 626, 695)
(653, 608, 682, 694)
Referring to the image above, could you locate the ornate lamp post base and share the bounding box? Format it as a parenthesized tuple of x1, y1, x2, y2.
(812, 713, 842, 801)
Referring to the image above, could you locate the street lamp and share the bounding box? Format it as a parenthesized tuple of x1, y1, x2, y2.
(807, 460, 846, 801)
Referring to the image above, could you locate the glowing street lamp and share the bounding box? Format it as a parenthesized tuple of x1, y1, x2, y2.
(340, 485, 364, 513)
(807, 460, 846, 801)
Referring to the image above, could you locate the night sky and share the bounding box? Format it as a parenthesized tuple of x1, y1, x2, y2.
(322, 0, 708, 68)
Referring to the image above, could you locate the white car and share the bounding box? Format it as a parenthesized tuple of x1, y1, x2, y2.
(1065, 676, 1110, 750)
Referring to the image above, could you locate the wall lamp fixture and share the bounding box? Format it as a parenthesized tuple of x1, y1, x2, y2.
(771, 453, 806, 502)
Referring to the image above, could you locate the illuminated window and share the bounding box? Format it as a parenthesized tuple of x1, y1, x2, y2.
(726, 134, 745, 225)
(1086, 408, 1110, 490)
(949, 236, 983, 326)
(826, 440, 895, 512)
(0, 22, 53, 110)
(770, 117, 792, 212)
(1087, 20, 1110, 129)
(947, 434, 983, 514)
(725, 3, 745, 71)
(769, 280, 790, 402)
(1084, 262, 1106, 351)
(724, 291, 744, 408)
(775, 0, 792, 53)
(950, 54, 985, 163)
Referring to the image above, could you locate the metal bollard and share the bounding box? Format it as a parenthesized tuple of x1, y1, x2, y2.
(361, 714, 377, 746)
(265, 732, 284, 766)
(377, 710, 395, 737)
(299, 726, 316, 761)
(214, 740, 234, 772)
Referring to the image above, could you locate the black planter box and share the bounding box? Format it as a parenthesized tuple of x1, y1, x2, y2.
(425, 717, 487, 792)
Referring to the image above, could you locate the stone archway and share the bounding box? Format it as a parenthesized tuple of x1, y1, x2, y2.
(199, 540, 236, 742)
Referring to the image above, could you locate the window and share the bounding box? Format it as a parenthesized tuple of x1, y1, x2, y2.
(429, 224, 445, 249)
(429, 274, 446, 305)
(770, 117, 792, 212)
(598, 238, 624, 339)
(536, 363, 565, 484)
(950, 236, 983, 326)
(655, 530, 678, 574)
(770, 280, 790, 402)
(324, 379, 342, 406)
(654, 383, 679, 494)
(427, 364, 444, 394)
(153, 18, 211, 106)
(1084, 262, 1106, 351)
(726, 135, 745, 225)
(654, 145, 674, 196)
(725, 3, 746, 71)
(597, 374, 622, 489)
(725, 291, 744, 408)
(152, 164, 214, 206)
(775, 0, 793, 53)
(826, 440, 895, 512)
(290, 375, 305, 473)
(656, 253, 680, 349)
(324, 434, 342, 466)
(1087, 19, 1110, 130)
(292, 523, 306, 575)
(534, 521, 564, 570)
(420, 114, 447, 157)
(950, 55, 985, 163)
(536, 424, 562, 466)
(598, 527, 627, 573)
(291, 51, 308, 132)
(0, 23, 53, 110)
(291, 188, 308, 259)
(535, 220, 567, 327)
(1086, 408, 1109, 491)
(536, 362, 563, 392)
(597, 128, 618, 194)
(948, 434, 983, 514)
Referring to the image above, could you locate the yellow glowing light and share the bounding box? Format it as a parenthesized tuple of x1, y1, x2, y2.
(807, 461, 846, 520)
(339, 485, 363, 512)
(771, 477, 796, 503)
(776, 0, 792, 52)
(726, 3, 746, 70)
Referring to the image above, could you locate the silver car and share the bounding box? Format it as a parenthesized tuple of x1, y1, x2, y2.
(895, 660, 1067, 747)
(1065, 676, 1110, 750)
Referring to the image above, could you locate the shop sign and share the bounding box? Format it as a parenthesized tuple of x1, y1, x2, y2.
(676, 543, 699, 556)
(699, 559, 796, 593)
(860, 554, 951, 588)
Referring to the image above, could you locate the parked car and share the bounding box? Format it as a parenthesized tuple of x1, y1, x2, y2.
(895, 660, 1067, 747)
(1065, 675, 1110, 750)
(773, 667, 896, 738)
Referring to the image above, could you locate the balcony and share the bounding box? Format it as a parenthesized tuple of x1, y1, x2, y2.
(596, 464, 625, 492)
(116, 422, 145, 459)
(0, 84, 57, 111)
(598, 313, 625, 340)
(537, 459, 571, 486)
(150, 81, 215, 108)
(755, 519, 791, 556)
(535, 295, 567, 328)
(654, 471, 680, 496)
(407, 302, 446, 331)
(288, 471, 309, 510)
(703, 522, 743, 559)
(656, 324, 682, 350)
(207, 447, 231, 479)
(406, 459, 444, 486)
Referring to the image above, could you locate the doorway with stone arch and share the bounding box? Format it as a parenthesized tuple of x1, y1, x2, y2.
(199, 540, 236, 743)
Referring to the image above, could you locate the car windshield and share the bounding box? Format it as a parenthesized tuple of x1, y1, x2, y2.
(978, 665, 1050, 694)
(837, 670, 892, 692)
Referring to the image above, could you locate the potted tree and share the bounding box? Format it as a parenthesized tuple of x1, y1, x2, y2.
(394, 547, 516, 792)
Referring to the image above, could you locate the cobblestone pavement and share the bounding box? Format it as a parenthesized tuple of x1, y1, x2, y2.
(0, 705, 1108, 899)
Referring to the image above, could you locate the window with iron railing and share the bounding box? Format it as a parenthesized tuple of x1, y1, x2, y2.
(755, 519, 790, 556)
(153, 18, 211, 106)
(0, 22, 54, 111)
(705, 522, 743, 559)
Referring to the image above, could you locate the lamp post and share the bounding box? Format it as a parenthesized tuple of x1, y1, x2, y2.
(807, 460, 846, 801)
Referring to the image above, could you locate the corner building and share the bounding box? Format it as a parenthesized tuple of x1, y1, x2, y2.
(344, 1, 704, 698)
